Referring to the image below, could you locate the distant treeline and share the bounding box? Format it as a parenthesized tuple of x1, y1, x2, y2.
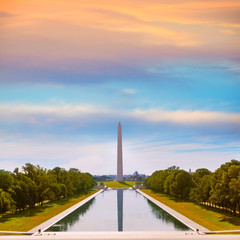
(145, 159, 240, 215)
(0, 163, 96, 214)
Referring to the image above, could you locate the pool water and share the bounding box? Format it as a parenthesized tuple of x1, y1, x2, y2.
(46, 189, 191, 232)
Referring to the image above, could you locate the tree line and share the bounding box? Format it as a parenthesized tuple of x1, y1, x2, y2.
(145, 159, 240, 215)
(0, 163, 96, 214)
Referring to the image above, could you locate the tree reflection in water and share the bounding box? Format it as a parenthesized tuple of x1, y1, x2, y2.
(46, 198, 95, 231)
(146, 200, 190, 231)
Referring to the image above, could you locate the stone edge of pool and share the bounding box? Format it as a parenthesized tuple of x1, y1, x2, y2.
(137, 189, 210, 233)
(28, 189, 104, 234)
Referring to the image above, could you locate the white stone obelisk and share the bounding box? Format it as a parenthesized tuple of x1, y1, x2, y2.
(117, 122, 123, 181)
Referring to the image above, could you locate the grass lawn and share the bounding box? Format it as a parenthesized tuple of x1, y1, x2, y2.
(103, 181, 135, 188)
(142, 189, 240, 231)
(0, 189, 98, 232)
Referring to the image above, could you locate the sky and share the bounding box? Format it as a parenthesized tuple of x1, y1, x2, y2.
(0, 0, 240, 175)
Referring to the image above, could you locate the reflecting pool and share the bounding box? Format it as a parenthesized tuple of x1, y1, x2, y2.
(46, 190, 191, 232)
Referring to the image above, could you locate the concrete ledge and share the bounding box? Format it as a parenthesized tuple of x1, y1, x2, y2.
(137, 190, 209, 233)
(206, 230, 240, 234)
(0, 231, 32, 235)
(28, 190, 103, 234)
(1, 231, 240, 240)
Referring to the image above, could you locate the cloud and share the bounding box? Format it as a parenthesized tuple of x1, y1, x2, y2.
(0, 57, 150, 85)
(1, 103, 240, 128)
(0, 138, 116, 174)
(124, 138, 240, 173)
(2, 0, 238, 74)
(132, 109, 240, 125)
(0, 104, 120, 128)
(1, 136, 239, 174)
(219, 29, 236, 35)
(118, 89, 136, 95)
(0, 103, 99, 118)
(1, 0, 239, 87)
(0, 11, 16, 18)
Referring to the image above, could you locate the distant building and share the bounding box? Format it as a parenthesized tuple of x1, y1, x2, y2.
(189, 169, 194, 174)
(133, 171, 139, 177)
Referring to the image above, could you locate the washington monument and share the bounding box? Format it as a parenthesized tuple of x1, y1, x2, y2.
(117, 122, 123, 181)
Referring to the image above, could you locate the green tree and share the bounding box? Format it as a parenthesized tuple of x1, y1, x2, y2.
(190, 174, 211, 203)
(22, 163, 52, 205)
(190, 168, 212, 203)
(0, 171, 14, 192)
(192, 168, 211, 185)
(0, 189, 14, 214)
(164, 171, 176, 195)
(0, 163, 96, 214)
(210, 160, 240, 214)
(13, 169, 38, 208)
(228, 165, 240, 214)
(170, 170, 193, 199)
(49, 167, 74, 196)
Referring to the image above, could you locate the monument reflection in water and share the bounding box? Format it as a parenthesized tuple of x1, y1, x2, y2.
(117, 189, 123, 231)
(46, 190, 191, 232)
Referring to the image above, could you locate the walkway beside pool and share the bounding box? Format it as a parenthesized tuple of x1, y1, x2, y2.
(137, 190, 209, 233)
(28, 190, 103, 234)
